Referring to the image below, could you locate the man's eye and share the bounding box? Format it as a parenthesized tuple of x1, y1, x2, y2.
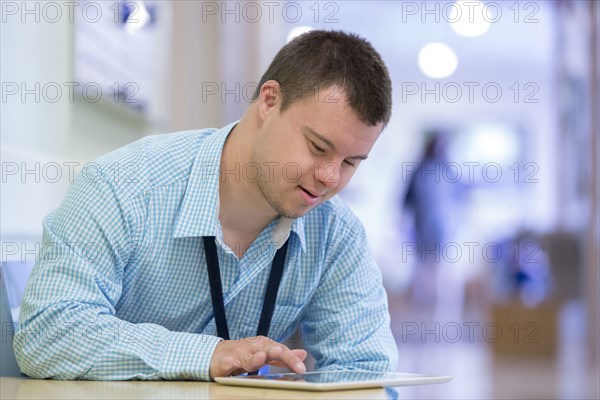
(344, 160, 357, 168)
(311, 142, 325, 153)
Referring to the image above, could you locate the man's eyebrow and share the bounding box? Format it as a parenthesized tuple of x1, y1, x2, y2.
(303, 126, 368, 161)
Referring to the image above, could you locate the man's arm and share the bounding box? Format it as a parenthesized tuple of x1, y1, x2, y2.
(300, 221, 399, 372)
(14, 173, 222, 381)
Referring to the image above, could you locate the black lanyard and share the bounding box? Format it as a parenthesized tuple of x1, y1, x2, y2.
(202, 236, 289, 375)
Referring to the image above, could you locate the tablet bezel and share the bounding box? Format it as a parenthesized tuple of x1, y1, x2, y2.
(214, 371, 453, 391)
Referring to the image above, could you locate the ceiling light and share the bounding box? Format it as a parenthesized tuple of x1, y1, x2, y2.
(449, 0, 491, 37)
(418, 42, 459, 79)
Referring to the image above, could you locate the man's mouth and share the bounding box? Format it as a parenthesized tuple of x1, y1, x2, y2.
(298, 186, 323, 206)
(300, 186, 318, 198)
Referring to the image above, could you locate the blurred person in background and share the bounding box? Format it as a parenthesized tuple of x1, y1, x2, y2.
(403, 132, 460, 319)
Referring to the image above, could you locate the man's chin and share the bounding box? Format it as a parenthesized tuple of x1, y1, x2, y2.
(278, 209, 310, 219)
(276, 204, 317, 219)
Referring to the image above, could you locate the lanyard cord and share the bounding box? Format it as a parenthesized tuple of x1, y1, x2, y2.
(202, 236, 290, 375)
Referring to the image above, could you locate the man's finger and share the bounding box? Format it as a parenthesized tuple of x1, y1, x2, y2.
(243, 350, 267, 373)
(269, 359, 306, 373)
(265, 345, 306, 373)
(291, 349, 308, 361)
(267, 350, 307, 370)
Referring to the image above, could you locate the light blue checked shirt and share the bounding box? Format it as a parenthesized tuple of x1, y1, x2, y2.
(14, 121, 398, 381)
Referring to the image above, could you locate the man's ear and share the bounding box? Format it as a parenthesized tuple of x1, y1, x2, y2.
(257, 80, 281, 121)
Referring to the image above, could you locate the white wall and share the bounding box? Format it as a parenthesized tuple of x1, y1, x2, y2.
(1, 10, 73, 243)
(1, 3, 170, 259)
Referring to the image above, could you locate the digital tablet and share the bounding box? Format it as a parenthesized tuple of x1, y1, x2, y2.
(214, 371, 453, 391)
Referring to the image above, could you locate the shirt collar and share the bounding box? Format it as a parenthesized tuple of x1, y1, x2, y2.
(173, 121, 306, 251)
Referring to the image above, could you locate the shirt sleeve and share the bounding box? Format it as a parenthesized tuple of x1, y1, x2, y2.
(300, 220, 399, 373)
(13, 172, 221, 381)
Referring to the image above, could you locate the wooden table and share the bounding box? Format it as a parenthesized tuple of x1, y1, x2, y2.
(1, 377, 394, 399)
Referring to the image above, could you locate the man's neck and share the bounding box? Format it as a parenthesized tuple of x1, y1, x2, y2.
(218, 119, 278, 256)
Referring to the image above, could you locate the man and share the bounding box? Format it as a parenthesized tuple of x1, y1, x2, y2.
(15, 30, 398, 381)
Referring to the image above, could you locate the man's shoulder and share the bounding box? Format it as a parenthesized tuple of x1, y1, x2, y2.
(88, 128, 218, 197)
(96, 128, 217, 164)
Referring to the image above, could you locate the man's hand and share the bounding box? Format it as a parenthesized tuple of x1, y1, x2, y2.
(209, 336, 307, 379)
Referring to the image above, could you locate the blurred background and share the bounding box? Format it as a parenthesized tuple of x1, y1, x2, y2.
(1, 1, 598, 398)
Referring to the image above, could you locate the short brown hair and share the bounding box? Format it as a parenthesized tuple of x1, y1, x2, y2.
(253, 30, 392, 126)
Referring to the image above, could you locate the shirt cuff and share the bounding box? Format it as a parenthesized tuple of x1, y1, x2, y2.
(160, 332, 223, 381)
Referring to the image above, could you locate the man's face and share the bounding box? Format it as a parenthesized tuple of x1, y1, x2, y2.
(251, 85, 383, 218)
